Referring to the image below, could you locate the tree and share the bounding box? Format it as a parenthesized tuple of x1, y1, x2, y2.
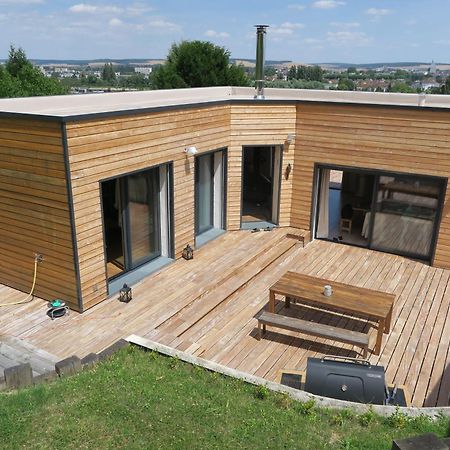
(388, 82, 416, 93)
(102, 63, 116, 83)
(337, 77, 356, 91)
(0, 45, 67, 98)
(151, 40, 248, 89)
(441, 76, 450, 94)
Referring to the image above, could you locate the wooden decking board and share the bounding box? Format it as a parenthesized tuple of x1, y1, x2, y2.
(411, 270, 450, 406)
(1, 229, 450, 406)
(422, 275, 450, 406)
(382, 265, 434, 381)
(395, 270, 444, 385)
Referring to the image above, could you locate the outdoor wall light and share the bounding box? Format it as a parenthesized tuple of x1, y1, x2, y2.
(287, 133, 296, 144)
(184, 146, 198, 156)
(285, 163, 292, 180)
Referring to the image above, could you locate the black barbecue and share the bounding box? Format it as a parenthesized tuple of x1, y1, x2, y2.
(305, 356, 386, 405)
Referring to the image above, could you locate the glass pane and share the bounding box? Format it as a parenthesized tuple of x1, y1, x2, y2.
(371, 175, 440, 258)
(197, 154, 213, 233)
(102, 178, 125, 280)
(127, 169, 160, 267)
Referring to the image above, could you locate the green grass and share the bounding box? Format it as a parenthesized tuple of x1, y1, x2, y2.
(0, 346, 448, 449)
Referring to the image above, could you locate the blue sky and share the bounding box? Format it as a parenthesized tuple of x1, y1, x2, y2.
(0, 0, 449, 63)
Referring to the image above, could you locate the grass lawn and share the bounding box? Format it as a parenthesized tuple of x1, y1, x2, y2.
(0, 346, 448, 449)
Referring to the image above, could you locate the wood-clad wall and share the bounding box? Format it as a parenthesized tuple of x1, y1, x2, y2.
(0, 117, 78, 308)
(65, 105, 231, 310)
(228, 104, 297, 230)
(291, 102, 450, 269)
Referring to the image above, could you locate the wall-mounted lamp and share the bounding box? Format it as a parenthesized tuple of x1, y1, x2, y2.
(287, 133, 296, 144)
(184, 146, 198, 156)
(285, 163, 292, 180)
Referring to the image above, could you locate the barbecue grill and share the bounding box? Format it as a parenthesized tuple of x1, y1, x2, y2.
(305, 356, 386, 405)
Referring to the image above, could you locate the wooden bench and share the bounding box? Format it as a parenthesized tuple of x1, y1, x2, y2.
(256, 311, 369, 358)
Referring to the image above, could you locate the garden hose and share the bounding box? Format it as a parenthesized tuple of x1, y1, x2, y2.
(0, 257, 39, 307)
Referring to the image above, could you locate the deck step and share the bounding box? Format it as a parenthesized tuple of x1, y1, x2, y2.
(153, 235, 304, 342)
(0, 335, 58, 378)
(256, 311, 369, 357)
(151, 231, 303, 341)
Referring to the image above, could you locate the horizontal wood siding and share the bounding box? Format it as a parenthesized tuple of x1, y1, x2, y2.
(228, 104, 297, 230)
(291, 103, 450, 269)
(65, 105, 231, 310)
(0, 118, 78, 307)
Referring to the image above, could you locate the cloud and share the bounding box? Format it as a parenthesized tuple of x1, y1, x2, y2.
(434, 39, 450, 46)
(365, 8, 392, 17)
(271, 22, 304, 36)
(0, 0, 44, 4)
(405, 19, 417, 26)
(147, 19, 181, 32)
(69, 3, 122, 14)
(326, 30, 372, 46)
(281, 22, 304, 29)
(330, 21, 360, 29)
(288, 4, 306, 10)
(303, 37, 322, 44)
(126, 3, 153, 17)
(205, 30, 230, 38)
(312, 0, 345, 9)
(109, 18, 123, 27)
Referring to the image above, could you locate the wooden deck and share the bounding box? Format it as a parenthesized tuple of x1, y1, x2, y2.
(1, 228, 449, 407)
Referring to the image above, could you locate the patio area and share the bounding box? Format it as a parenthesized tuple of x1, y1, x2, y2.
(1, 227, 449, 407)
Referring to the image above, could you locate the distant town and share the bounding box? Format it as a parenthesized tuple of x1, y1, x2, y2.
(1, 57, 449, 95)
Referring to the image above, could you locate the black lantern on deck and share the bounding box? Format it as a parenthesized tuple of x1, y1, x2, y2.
(119, 283, 132, 303)
(182, 244, 194, 260)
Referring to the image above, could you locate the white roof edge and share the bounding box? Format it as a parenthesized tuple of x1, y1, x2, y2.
(0, 86, 449, 117)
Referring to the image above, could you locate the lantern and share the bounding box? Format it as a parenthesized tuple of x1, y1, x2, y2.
(182, 244, 194, 260)
(119, 283, 132, 303)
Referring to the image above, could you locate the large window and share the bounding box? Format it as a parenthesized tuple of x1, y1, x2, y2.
(101, 164, 172, 281)
(315, 166, 445, 262)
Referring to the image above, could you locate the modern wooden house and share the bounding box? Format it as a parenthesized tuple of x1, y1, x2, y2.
(1, 87, 450, 312)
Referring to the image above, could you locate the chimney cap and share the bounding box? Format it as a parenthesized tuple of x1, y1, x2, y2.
(254, 24, 269, 29)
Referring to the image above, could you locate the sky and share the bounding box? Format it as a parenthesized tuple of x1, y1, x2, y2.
(0, 0, 450, 63)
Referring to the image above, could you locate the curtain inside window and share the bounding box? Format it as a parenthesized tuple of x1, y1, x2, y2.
(316, 168, 330, 238)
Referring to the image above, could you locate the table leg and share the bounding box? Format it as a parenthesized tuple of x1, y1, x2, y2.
(375, 318, 385, 356)
(384, 306, 393, 333)
(269, 290, 275, 313)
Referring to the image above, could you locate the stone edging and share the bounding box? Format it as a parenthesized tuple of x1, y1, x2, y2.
(126, 334, 450, 419)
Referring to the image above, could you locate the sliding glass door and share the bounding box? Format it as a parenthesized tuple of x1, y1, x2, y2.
(127, 170, 160, 267)
(102, 165, 169, 281)
(195, 149, 226, 242)
(371, 175, 442, 259)
(315, 166, 445, 262)
(241, 145, 282, 226)
(195, 153, 214, 235)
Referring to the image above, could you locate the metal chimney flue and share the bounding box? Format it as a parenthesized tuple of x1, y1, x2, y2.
(254, 25, 268, 100)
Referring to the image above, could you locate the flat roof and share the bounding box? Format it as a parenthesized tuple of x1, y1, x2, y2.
(0, 86, 449, 120)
